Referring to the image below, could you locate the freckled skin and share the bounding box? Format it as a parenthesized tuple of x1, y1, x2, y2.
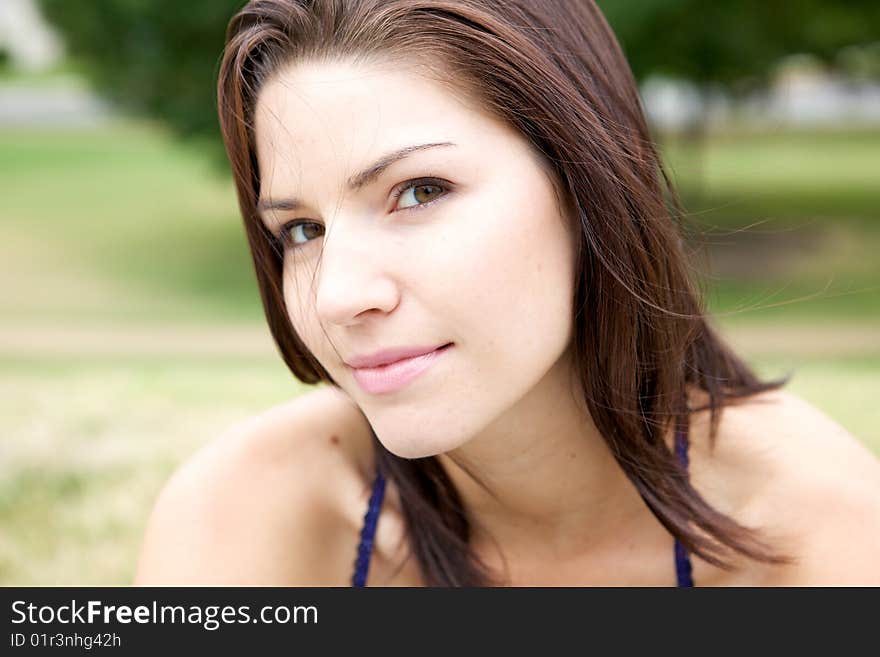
(254, 57, 576, 461)
(250, 56, 651, 571)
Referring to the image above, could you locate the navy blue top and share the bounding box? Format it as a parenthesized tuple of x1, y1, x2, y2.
(352, 424, 695, 587)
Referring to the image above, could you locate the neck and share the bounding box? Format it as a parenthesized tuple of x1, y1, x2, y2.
(436, 352, 662, 565)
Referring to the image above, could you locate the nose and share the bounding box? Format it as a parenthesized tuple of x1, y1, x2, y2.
(312, 222, 400, 326)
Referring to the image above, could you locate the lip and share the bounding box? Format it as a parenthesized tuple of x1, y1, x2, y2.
(346, 344, 452, 369)
(349, 343, 452, 395)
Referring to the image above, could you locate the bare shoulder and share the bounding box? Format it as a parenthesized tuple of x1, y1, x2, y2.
(686, 387, 880, 585)
(133, 384, 377, 585)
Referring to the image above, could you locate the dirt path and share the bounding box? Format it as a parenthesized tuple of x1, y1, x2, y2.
(1, 321, 878, 359)
(720, 322, 880, 357)
(0, 323, 278, 358)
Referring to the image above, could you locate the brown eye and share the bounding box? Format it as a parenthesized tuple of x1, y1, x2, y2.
(395, 179, 449, 210)
(285, 221, 324, 247)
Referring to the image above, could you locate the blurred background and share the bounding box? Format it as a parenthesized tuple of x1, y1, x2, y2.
(1, 0, 878, 585)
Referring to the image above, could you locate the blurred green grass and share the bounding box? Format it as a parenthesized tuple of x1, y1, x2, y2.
(1, 120, 878, 584)
(664, 129, 880, 227)
(0, 123, 261, 323)
(0, 354, 304, 585)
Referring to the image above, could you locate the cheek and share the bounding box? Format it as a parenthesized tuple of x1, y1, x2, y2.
(429, 182, 575, 347)
(281, 265, 322, 350)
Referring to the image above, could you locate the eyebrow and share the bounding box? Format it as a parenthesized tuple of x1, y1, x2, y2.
(257, 141, 457, 213)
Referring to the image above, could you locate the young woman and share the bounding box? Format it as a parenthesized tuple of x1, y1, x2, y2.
(134, 0, 880, 586)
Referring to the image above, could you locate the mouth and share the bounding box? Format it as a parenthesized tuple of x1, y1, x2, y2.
(350, 343, 453, 395)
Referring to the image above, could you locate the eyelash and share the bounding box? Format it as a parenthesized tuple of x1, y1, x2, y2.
(274, 177, 450, 250)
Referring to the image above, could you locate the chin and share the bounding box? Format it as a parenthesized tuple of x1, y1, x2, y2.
(373, 426, 468, 460)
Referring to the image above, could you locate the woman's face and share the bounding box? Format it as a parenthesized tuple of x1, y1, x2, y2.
(254, 57, 577, 458)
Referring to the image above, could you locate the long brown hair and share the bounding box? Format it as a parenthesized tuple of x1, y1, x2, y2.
(217, 0, 792, 585)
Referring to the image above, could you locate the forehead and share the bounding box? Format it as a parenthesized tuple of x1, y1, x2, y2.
(252, 57, 503, 193)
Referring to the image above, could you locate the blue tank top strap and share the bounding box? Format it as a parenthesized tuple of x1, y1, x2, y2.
(351, 470, 386, 587)
(674, 421, 695, 587)
(352, 423, 696, 587)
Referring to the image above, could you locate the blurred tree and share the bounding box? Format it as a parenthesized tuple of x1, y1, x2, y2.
(38, 0, 243, 154)
(837, 42, 880, 80)
(38, 0, 879, 154)
(599, 0, 880, 87)
(598, 0, 880, 196)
